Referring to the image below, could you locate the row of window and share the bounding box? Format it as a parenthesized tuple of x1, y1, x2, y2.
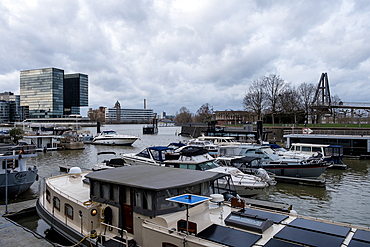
(46, 189, 73, 220)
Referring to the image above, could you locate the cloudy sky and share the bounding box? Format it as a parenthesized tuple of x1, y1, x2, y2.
(1, 0, 369, 116)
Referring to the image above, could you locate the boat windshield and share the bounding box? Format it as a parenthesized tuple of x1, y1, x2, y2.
(198, 161, 219, 171)
(103, 130, 117, 135)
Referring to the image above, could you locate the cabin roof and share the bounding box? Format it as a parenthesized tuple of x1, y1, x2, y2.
(85, 165, 222, 191)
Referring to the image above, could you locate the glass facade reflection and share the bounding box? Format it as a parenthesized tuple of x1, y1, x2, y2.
(63, 73, 88, 115)
(20, 68, 64, 118)
(20, 68, 88, 118)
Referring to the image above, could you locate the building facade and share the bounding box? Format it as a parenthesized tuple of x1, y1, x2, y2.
(104, 101, 154, 124)
(20, 68, 64, 118)
(63, 73, 88, 115)
(0, 92, 29, 122)
(20, 68, 88, 119)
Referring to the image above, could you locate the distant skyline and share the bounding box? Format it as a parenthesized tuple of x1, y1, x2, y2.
(1, 0, 369, 116)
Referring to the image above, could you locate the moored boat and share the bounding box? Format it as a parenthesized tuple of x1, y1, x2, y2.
(36, 165, 370, 247)
(219, 144, 330, 178)
(92, 130, 138, 146)
(0, 147, 38, 198)
(58, 130, 85, 150)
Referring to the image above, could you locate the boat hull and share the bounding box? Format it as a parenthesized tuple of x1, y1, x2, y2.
(36, 199, 99, 247)
(93, 137, 138, 146)
(261, 164, 328, 178)
(0, 168, 38, 197)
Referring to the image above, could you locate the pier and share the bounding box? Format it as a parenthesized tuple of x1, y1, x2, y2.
(0, 199, 52, 246)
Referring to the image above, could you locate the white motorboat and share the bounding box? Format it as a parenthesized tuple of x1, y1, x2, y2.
(164, 146, 269, 196)
(92, 130, 138, 146)
(0, 146, 38, 198)
(219, 144, 330, 178)
(36, 165, 370, 247)
(121, 146, 178, 166)
(186, 139, 219, 157)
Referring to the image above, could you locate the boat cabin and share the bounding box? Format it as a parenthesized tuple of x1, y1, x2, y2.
(290, 143, 344, 164)
(86, 166, 235, 234)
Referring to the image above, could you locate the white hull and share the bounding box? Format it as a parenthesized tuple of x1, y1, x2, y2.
(93, 137, 138, 146)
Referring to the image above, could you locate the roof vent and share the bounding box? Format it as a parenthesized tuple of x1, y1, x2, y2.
(210, 194, 224, 203)
(69, 167, 82, 175)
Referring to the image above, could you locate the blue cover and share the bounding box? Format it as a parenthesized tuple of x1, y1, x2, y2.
(166, 194, 210, 205)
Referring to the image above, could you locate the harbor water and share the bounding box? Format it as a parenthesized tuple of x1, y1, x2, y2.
(1, 124, 370, 236)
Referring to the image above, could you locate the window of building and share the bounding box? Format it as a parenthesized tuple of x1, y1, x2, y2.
(53, 197, 60, 211)
(65, 204, 73, 220)
(46, 189, 51, 203)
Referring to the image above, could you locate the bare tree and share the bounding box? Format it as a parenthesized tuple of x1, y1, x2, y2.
(194, 103, 213, 123)
(298, 82, 316, 124)
(263, 74, 286, 125)
(278, 84, 302, 123)
(331, 94, 341, 123)
(243, 79, 266, 120)
(175, 107, 193, 124)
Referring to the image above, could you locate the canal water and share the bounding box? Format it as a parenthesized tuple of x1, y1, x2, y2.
(1, 124, 370, 238)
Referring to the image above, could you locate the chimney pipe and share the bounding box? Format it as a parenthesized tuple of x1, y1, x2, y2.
(144, 99, 146, 109)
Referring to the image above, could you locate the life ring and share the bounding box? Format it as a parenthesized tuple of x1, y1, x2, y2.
(302, 128, 309, 134)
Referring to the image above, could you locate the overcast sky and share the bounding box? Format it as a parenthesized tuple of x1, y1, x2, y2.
(1, 0, 369, 116)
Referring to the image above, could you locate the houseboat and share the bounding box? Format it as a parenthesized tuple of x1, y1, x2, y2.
(36, 165, 370, 247)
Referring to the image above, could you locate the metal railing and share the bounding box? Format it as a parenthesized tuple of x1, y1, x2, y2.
(284, 129, 370, 136)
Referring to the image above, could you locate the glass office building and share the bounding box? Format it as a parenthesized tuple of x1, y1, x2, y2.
(63, 73, 88, 115)
(20, 68, 64, 118)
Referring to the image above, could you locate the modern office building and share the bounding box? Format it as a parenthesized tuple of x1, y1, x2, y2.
(20, 68, 88, 118)
(63, 73, 88, 115)
(104, 101, 154, 124)
(0, 92, 29, 122)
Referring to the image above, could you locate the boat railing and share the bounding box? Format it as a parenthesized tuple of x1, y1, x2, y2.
(284, 129, 370, 136)
(99, 222, 128, 245)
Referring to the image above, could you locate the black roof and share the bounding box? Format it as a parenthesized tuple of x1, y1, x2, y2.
(86, 165, 222, 191)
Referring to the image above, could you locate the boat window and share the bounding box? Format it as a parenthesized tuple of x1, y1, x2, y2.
(143, 191, 152, 210)
(261, 148, 274, 155)
(46, 189, 51, 203)
(65, 204, 73, 220)
(101, 182, 110, 200)
(296, 146, 301, 151)
(312, 147, 321, 152)
(124, 187, 131, 205)
(150, 149, 161, 161)
(135, 191, 142, 207)
(157, 189, 178, 210)
(162, 243, 178, 247)
(92, 181, 100, 198)
(245, 149, 256, 154)
(53, 197, 60, 211)
(137, 149, 150, 158)
(302, 147, 311, 152)
(198, 161, 219, 171)
(111, 184, 119, 202)
(182, 184, 201, 195)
